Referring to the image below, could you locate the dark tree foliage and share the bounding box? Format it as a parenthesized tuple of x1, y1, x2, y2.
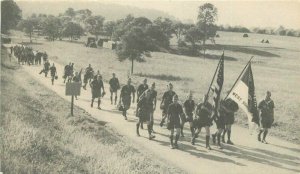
(62, 22, 84, 40)
(116, 26, 152, 74)
(1, 0, 22, 33)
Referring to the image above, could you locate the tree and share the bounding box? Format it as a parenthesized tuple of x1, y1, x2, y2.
(1, 0, 22, 33)
(17, 18, 38, 42)
(153, 17, 174, 44)
(104, 21, 117, 39)
(112, 14, 135, 40)
(197, 3, 218, 56)
(42, 16, 62, 41)
(62, 22, 84, 40)
(65, 8, 76, 18)
(172, 21, 190, 43)
(184, 26, 204, 50)
(84, 15, 105, 38)
(146, 25, 169, 49)
(116, 27, 152, 74)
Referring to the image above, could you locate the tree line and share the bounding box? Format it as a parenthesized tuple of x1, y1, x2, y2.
(217, 25, 300, 37)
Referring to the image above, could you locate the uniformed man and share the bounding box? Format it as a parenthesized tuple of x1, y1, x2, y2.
(90, 75, 105, 109)
(39, 60, 50, 77)
(136, 86, 156, 140)
(191, 95, 213, 150)
(182, 92, 196, 137)
(136, 79, 149, 129)
(211, 99, 226, 149)
(83, 64, 94, 90)
(160, 83, 176, 127)
(109, 73, 120, 105)
(119, 78, 135, 120)
(72, 71, 81, 100)
(167, 95, 184, 149)
(63, 63, 71, 83)
(220, 98, 239, 145)
(258, 91, 275, 144)
(148, 83, 157, 134)
(49, 63, 57, 85)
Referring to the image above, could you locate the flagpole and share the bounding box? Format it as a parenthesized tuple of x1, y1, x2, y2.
(204, 52, 224, 102)
(224, 56, 254, 99)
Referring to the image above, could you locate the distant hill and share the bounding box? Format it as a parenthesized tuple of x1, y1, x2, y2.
(17, 1, 176, 21)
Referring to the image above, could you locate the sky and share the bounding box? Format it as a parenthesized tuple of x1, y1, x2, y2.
(16, 0, 300, 29)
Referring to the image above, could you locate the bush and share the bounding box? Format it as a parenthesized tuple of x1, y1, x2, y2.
(243, 33, 249, 37)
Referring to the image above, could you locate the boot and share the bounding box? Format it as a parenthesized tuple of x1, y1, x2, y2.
(91, 99, 94, 108)
(217, 133, 223, 149)
(97, 100, 101, 110)
(206, 135, 212, 150)
(136, 123, 140, 136)
(114, 96, 117, 105)
(190, 127, 195, 137)
(170, 135, 174, 149)
(222, 130, 226, 143)
(180, 125, 184, 137)
(110, 96, 113, 105)
(140, 122, 144, 129)
(227, 130, 234, 145)
(148, 125, 155, 140)
(262, 130, 268, 144)
(258, 130, 263, 142)
(174, 134, 180, 149)
(212, 133, 216, 144)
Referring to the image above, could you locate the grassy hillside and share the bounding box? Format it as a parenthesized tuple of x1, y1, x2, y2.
(0, 47, 184, 173)
(10, 30, 300, 144)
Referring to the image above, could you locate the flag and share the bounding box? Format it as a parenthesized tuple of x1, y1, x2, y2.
(227, 62, 259, 126)
(207, 53, 224, 119)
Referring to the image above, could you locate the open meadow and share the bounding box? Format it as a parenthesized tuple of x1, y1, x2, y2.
(11, 30, 300, 143)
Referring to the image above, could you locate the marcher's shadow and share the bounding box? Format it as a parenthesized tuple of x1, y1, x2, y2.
(220, 144, 300, 173)
(271, 144, 300, 153)
(151, 138, 245, 166)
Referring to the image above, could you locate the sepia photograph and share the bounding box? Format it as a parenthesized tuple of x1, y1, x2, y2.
(1, 0, 299, 173)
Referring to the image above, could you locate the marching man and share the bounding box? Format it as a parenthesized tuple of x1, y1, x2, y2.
(258, 91, 275, 144)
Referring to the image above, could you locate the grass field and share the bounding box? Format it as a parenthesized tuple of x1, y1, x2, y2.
(10, 30, 300, 144)
(0, 48, 185, 173)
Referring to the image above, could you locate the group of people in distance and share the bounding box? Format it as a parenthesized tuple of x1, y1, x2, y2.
(11, 46, 275, 150)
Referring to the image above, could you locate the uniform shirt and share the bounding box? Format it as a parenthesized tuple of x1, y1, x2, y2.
(50, 66, 56, 75)
(222, 98, 239, 117)
(142, 89, 157, 109)
(121, 85, 136, 97)
(109, 77, 120, 90)
(44, 62, 50, 70)
(258, 99, 275, 120)
(162, 90, 176, 107)
(196, 102, 213, 118)
(91, 80, 104, 92)
(85, 67, 94, 76)
(184, 99, 195, 114)
(167, 103, 183, 122)
(137, 84, 149, 98)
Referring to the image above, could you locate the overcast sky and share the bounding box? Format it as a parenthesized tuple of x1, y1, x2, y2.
(16, 0, 300, 29)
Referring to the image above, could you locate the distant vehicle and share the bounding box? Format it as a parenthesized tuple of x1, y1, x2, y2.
(86, 37, 97, 48)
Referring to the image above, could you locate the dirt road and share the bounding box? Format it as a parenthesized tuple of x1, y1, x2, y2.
(14, 55, 300, 174)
